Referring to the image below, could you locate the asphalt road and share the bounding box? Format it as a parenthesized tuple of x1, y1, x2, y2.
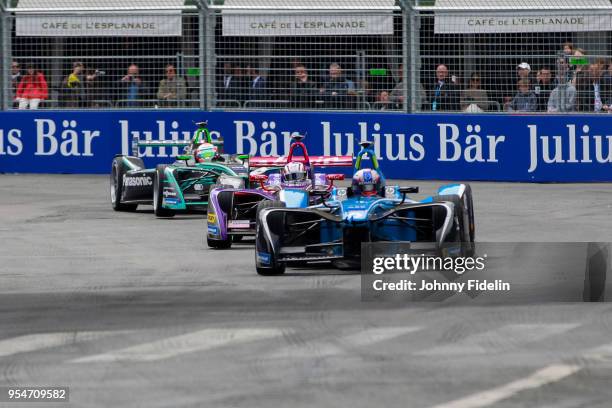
(1, 174, 611, 408)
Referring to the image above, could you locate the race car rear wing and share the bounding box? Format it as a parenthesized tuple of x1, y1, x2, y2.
(249, 155, 353, 168)
(131, 136, 223, 157)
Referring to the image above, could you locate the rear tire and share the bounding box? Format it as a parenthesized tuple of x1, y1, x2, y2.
(153, 165, 175, 218)
(255, 200, 287, 275)
(110, 157, 138, 212)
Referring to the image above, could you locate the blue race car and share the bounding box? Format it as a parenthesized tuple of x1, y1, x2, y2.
(254, 141, 475, 275)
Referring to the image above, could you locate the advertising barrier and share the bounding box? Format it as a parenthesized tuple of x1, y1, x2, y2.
(0, 110, 611, 182)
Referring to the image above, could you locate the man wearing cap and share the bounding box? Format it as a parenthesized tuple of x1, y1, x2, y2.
(501, 62, 533, 110)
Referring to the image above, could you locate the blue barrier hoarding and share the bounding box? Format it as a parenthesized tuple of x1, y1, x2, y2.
(0, 110, 611, 182)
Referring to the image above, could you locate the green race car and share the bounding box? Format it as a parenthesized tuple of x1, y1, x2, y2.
(110, 121, 249, 217)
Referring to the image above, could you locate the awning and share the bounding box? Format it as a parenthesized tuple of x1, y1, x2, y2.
(14, 0, 188, 37)
(11, 0, 194, 12)
(219, 0, 398, 37)
(433, 0, 612, 34)
(210, 0, 400, 11)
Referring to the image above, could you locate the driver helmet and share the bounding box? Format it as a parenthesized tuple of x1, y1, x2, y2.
(352, 169, 382, 197)
(281, 162, 308, 183)
(195, 143, 217, 163)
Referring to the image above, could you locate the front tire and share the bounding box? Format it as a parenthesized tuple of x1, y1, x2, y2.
(110, 157, 137, 212)
(435, 194, 472, 256)
(153, 165, 175, 218)
(255, 200, 287, 276)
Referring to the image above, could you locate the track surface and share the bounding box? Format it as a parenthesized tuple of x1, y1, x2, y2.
(1, 175, 612, 408)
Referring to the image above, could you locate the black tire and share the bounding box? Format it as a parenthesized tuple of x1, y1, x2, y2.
(207, 236, 232, 249)
(435, 194, 472, 256)
(462, 184, 476, 243)
(110, 157, 138, 212)
(153, 165, 175, 218)
(255, 200, 287, 276)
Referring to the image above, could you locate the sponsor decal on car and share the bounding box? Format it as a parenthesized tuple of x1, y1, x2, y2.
(163, 187, 177, 198)
(207, 213, 216, 224)
(208, 225, 219, 236)
(257, 251, 272, 265)
(194, 184, 205, 191)
(228, 220, 250, 229)
(164, 198, 179, 205)
(123, 175, 153, 187)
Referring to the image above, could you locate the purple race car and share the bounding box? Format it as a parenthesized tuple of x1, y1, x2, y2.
(206, 136, 352, 249)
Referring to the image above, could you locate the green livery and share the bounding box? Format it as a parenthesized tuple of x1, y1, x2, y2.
(109, 121, 250, 217)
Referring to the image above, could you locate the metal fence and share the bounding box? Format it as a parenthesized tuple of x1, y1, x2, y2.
(3, 0, 612, 113)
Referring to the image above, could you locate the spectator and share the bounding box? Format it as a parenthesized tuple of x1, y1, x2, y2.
(517, 62, 533, 84)
(289, 64, 317, 109)
(15, 64, 48, 110)
(61, 61, 87, 108)
(83, 68, 104, 107)
(535, 67, 554, 112)
(245, 65, 268, 101)
(507, 79, 537, 112)
(500, 62, 532, 105)
(389, 64, 405, 108)
(569, 48, 587, 86)
(218, 63, 247, 105)
(320, 63, 356, 109)
(562, 42, 574, 57)
(11, 61, 21, 106)
(575, 63, 611, 113)
(119, 64, 145, 107)
(428, 64, 460, 112)
(547, 55, 576, 115)
(157, 64, 186, 107)
(460, 72, 490, 112)
(376, 91, 393, 110)
(548, 83, 576, 113)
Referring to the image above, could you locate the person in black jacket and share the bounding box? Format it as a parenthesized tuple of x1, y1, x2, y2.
(428, 64, 460, 112)
(290, 64, 317, 109)
(575, 62, 612, 113)
(320, 63, 356, 109)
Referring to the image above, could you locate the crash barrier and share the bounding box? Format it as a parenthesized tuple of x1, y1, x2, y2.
(0, 110, 611, 182)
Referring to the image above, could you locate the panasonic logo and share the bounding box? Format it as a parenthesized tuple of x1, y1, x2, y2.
(123, 175, 153, 187)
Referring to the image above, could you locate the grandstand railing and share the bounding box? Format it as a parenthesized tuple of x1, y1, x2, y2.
(3, 1, 612, 114)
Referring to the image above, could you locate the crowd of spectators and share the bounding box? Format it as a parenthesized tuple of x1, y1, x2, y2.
(420, 42, 612, 114)
(9, 42, 612, 112)
(9, 60, 194, 109)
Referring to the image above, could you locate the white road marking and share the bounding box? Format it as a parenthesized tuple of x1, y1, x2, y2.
(416, 324, 579, 356)
(0, 331, 119, 358)
(430, 364, 581, 408)
(71, 328, 284, 363)
(583, 342, 612, 362)
(269, 326, 421, 359)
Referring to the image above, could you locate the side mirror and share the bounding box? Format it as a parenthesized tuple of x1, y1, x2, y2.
(399, 186, 419, 194)
(326, 174, 345, 181)
(398, 186, 418, 205)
